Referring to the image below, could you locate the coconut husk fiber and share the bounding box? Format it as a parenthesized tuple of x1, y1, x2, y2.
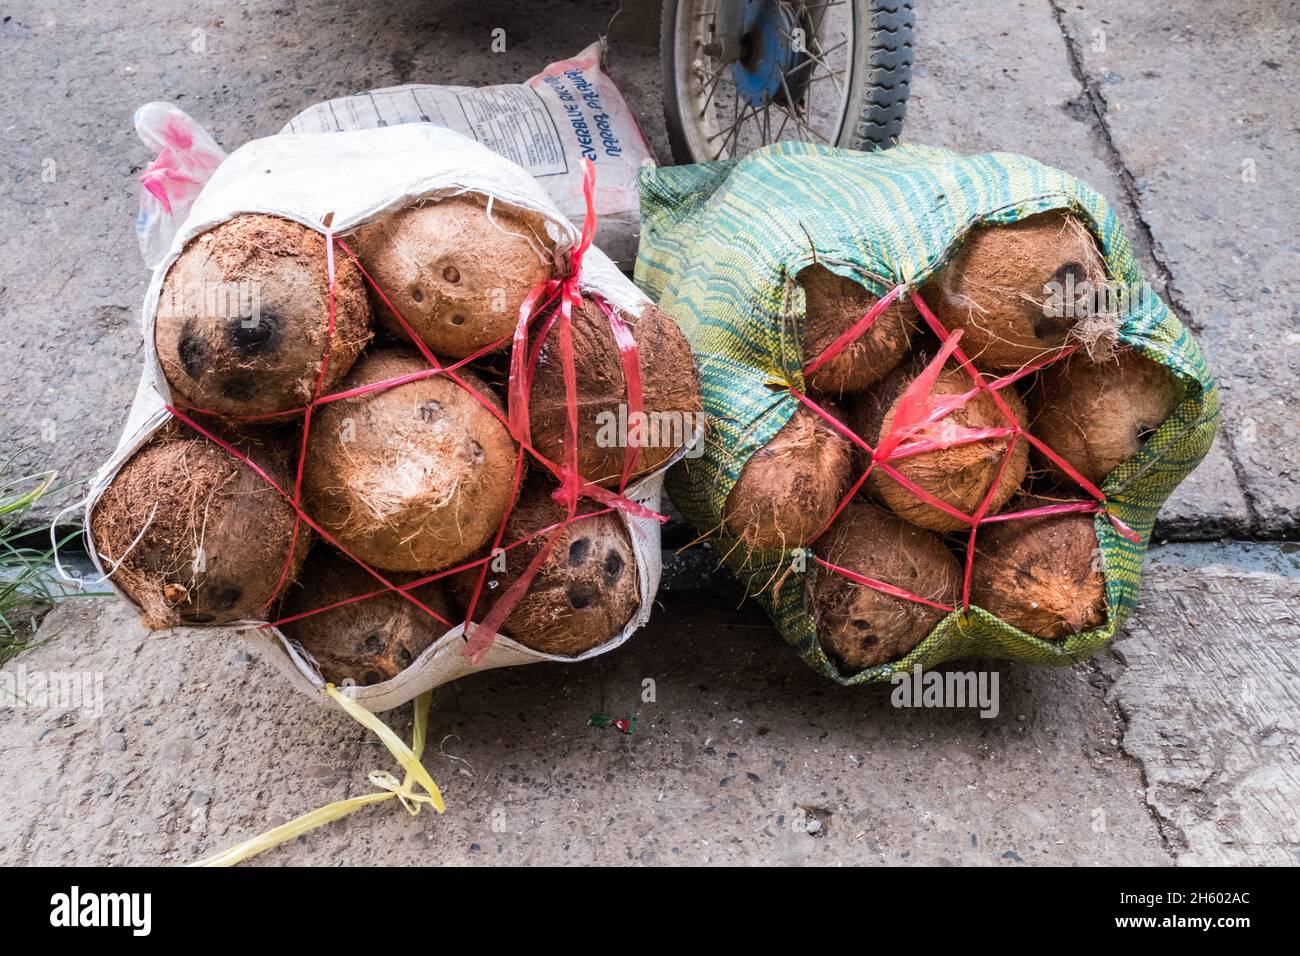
(348, 194, 556, 358)
(723, 401, 853, 551)
(811, 501, 961, 672)
(922, 210, 1115, 373)
(528, 295, 702, 487)
(279, 546, 453, 686)
(90, 423, 311, 629)
(1029, 348, 1179, 486)
(303, 348, 519, 572)
(798, 263, 917, 396)
(970, 497, 1107, 638)
(859, 366, 1029, 532)
(449, 479, 638, 656)
(156, 214, 372, 417)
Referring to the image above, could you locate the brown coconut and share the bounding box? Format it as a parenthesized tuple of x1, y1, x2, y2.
(156, 214, 372, 417)
(303, 348, 519, 572)
(723, 402, 854, 551)
(1030, 348, 1179, 485)
(528, 296, 702, 487)
(811, 501, 962, 672)
(348, 195, 556, 358)
(869, 367, 1029, 532)
(970, 500, 1107, 638)
(922, 210, 1114, 372)
(449, 481, 639, 656)
(279, 547, 454, 686)
(90, 424, 310, 629)
(846, 359, 914, 467)
(798, 264, 917, 395)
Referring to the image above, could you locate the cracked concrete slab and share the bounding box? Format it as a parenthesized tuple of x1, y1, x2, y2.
(0, 596, 1170, 866)
(902, 0, 1252, 537)
(1104, 546, 1300, 865)
(1052, 0, 1299, 536)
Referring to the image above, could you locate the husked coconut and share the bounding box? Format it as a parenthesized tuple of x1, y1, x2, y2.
(869, 368, 1029, 532)
(799, 264, 916, 395)
(922, 210, 1114, 372)
(156, 214, 372, 416)
(723, 402, 853, 551)
(528, 295, 702, 487)
(91, 424, 310, 628)
(970, 500, 1107, 638)
(811, 502, 962, 672)
(349, 195, 555, 358)
(1030, 348, 1179, 485)
(846, 359, 913, 468)
(279, 547, 453, 686)
(449, 481, 639, 656)
(303, 348, 518, 572)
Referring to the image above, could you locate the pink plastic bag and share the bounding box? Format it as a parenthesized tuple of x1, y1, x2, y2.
(134, 102, 226, 268)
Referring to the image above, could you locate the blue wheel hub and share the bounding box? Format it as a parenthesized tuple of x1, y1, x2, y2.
(730, 2, 808, 109)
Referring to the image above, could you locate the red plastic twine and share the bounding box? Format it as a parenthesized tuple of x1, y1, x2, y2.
(163, 159, 668, 667)
(794, 279, 1142, 621)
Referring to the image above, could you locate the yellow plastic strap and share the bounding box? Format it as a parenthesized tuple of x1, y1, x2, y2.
(191, 687, 443, 867)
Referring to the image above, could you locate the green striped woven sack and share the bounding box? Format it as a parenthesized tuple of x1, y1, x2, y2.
(634, 141, 1219, 685)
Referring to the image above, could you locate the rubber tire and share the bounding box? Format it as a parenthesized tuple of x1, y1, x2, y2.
(661, 0, 914, 164)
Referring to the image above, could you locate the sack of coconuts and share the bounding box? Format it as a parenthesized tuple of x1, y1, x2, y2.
(84, 122, 702, 714)
(635, 142, 1219, 685)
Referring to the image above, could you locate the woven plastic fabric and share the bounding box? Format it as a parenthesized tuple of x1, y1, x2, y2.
(635, 142, 1219, 685)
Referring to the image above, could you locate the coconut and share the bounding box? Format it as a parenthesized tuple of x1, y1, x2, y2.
(922, 210, 1113, 372)
(90, 424, 310, 629)
(970, 500, 1107, 638)
(303, 348, 518, 572)
(528, 295, 702, 487)
(1030, 348, 1179, 485)
(279, 547, 453, 686)
(349, 195, 556, 358)
(156, 214, 372, 417)
(798, 264, 917, 395)
(846, 359, 914, 468)
(449, 480, 639, 656)
(810, 502, 961, 672)
(867, 367, 1029, 532)
(723, 402, 853, 551)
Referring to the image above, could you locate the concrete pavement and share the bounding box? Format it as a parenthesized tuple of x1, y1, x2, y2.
(1, 543, 1294, 866)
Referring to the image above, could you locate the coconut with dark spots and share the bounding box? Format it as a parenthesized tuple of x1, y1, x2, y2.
(90, 423, 310, 629)
(155, 214, 372, 416)
(303, 348, 519, 572)
(810, 501, 961, 672)
(859, 366, 1029, 533)
(348, 194, 556, 358)
(921, 210, 1114, 372)
(528, 295, 703, 487)
(1029, 348, 1179, 486)
(970, 499, 1107, 638)
(278, 546, 453, 686)
(723, 402, 854, 552)
(798, 263, 917, 396)
(449, 480, 639, 656)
